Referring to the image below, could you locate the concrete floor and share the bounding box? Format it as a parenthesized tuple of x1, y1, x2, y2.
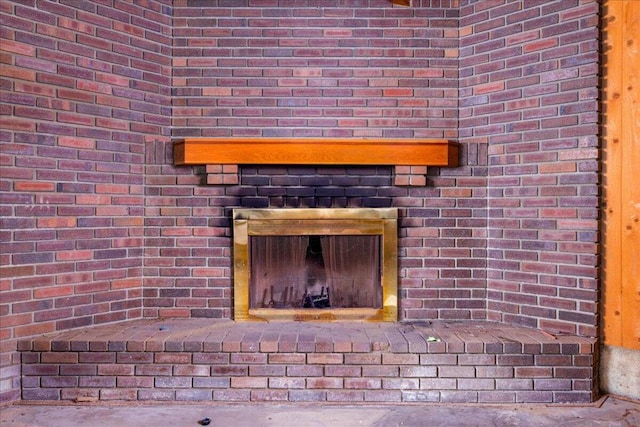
(0, 395, 638, 427)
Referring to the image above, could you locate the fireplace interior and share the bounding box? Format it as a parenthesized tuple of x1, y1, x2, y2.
(250, 234, 382, 310)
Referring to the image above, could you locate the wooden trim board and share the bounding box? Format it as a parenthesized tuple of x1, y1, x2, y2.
(602, 0, 640, 349)
(174, 138, 459, 167)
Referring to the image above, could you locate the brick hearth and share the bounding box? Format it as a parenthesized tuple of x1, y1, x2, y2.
(18, 319, 596, 404)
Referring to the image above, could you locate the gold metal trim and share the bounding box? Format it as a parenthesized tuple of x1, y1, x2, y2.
(233, 208, 398, 322)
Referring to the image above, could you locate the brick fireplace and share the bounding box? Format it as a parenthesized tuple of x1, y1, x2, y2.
(1, 0, 601, 404)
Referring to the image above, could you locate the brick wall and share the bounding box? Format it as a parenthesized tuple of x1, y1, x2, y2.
(0, 0, 601, 403)
(0, 0, 172, 402)
(458, 0, 600, 337)
(171, 0, 459, 139)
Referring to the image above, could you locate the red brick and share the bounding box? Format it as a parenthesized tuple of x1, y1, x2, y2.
(117, 377, 153, 388)
(458, 378, 495, 390)
(497, 354, 533, 366)
(173, 365, 210, 376)
(515, 391, 553, 403)
(211, 366, 248, 377)
(326, 390, 364, 402)
(41, 353, 78, 364)
(324, 366, 361, 377)
(78, 351, 116, 364)
(135, 365, 172, 376)
(59, 364, 96, 376)
(438, 366, 475, 378)
(22, 364, 57, 376)
(259, 341, 279, 353)
(381, 354, 419, 365)
(458, 354, 495, 365)
(475, 366, 513, 378)
(362, 366, 399, 377)
(213, 390, 251, 401)
(155, 377, 191, 388)
(400, 366, 437, 378)
(420, 378, 457, 390)
(230, 353, 267, 364)
(364, 390, 402, 402)
(268, 377, 305, 389)
(441, 390, 478, 403)
(533, 378, 572, 391)
(154, 353, 190, 364)
(117, 353, 153, 364)
(307, 354, 343, 365)
(402, 390, 440, 402)
(60, 389, 100, 401)
(515, 367, 553, 378)
(192, 353, 229, 364)
(193, 377, 230, 388)
(249, 365, 285, 376)
(268, 353, 305, 364)
(78, 376, 116, 388)
(535, 355, 572, 366)
(477, 391, 516, 403)
(420, 354, 458, 365)
(288, 390, 326, 402)
(383, 378, 419, 390)
(137, 389, 174, 401)
(176, 389, 213, 401)
(22, 389, 60, 400)
(286, 366, 323, 377)
(344, 378, 381, 389)
(553, 391, 592, 404)
(250, 389, 288, 401)
(230, 377, 267, 389)
(344, 354, 381, 365)
(555, 367, 592, 379)
(41, 376, 77, 388)
(306, 378, 343, 389)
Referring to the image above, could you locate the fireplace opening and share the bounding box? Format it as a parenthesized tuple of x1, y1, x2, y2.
(233, 208, 397, 322)
(249, 234, 382, 310)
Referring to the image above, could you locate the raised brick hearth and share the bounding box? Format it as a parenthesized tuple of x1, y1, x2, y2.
(18, 319, 596, 404)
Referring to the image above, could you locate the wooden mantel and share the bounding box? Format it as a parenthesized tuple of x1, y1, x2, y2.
(173, 138, 459, 167)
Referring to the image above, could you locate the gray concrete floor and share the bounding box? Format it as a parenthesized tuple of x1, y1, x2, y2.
(1, 395, 638, 427)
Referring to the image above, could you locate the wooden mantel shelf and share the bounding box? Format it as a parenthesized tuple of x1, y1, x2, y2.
(173, 138, 459, 167)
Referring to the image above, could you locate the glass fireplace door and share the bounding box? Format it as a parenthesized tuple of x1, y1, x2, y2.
(249, 235, 382, 310)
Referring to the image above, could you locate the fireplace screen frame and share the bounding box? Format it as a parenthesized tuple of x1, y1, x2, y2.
(233, 208, 398, 322)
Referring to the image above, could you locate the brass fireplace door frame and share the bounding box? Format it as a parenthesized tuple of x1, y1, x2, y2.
(233, 208, 398, 322)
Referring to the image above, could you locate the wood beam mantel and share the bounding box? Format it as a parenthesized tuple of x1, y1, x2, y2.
(173, 138, 459, 168)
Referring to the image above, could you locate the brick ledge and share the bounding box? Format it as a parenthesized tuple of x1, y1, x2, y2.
(18, 319, 597, 404)
(18, 319, 595, 355)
